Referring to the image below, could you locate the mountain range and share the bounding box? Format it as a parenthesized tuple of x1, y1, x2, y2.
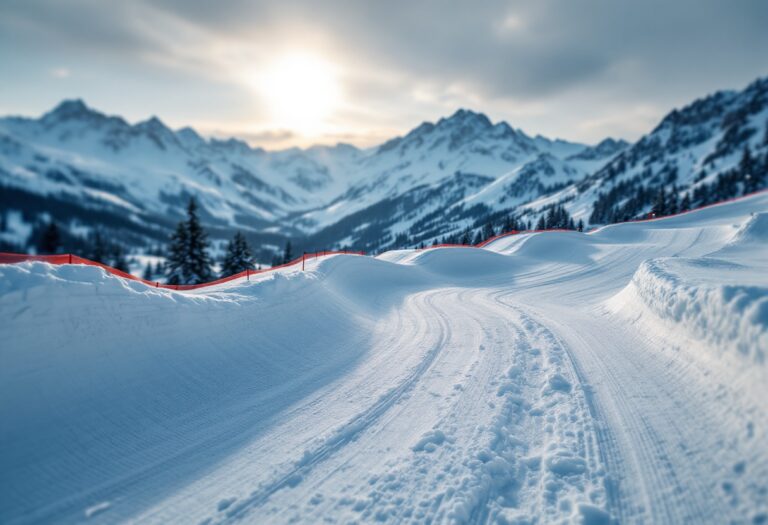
(1, 76, 766, 262)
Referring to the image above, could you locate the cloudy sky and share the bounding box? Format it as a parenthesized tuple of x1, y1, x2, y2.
(1, 0, 767, 149)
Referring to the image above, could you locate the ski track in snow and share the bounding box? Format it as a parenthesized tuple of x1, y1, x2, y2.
(1, 193, 767, 524)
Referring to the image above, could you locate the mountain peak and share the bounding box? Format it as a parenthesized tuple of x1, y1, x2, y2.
(176, 126, 205, 148)
(440, 108, 493, 129)
(210, 137, 253, 155)
(566, 137, 629, 161)
(592, 137, 630, 153)
(43, 99, 98, 122)
(53, 98, 88, 112)
(136, 115, 171, 133)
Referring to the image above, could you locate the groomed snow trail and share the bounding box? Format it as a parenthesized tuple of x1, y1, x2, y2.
(2, 194, 767, 524)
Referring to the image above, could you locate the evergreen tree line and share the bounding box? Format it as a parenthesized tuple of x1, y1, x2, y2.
(421, 206, 581, 250)
(16, 198, 298, 285)
(164, 199, 257, 285)
(534, 205, 582, 231)
(590, 144, 767, 225)
(25, 219, 131, 272)
(690, 146, 766, 207)
(158, 198, 297, 285)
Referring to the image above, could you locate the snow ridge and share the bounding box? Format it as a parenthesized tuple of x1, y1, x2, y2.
(614, 257, 767, 363)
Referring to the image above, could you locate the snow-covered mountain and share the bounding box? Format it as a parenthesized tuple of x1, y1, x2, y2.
(295, 110, 615, 250)
(526, 76, 768, 225)
(0, 102, 621, 257)
(2, 193, 767, 523)
(0, 100, 361, 229)
(1, 75, 766, 261)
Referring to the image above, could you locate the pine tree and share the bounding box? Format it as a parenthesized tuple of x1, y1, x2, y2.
(87, 230, 108, 264)
(577, 219, 584, 232)
(668, 186, 679, 215)
(740, 146, 759, 194)
(185, 199, 213, 283)
(142, 263, 154, 281)
(282, 240, 293, 264)
(166, 222, 188, 285)
(545, 207, 556, 229)
(472, 230, 484, 245)
(220, 231, 255, 277)
(460, 229, 471, 245)
(535, 216, 546, 230)
(652, 187, 668, 217)
(695, 184, 711, 207)
(482, 222, 495, 241)
(111, 245, 130, 273)
(165, 199, 213, 285)
(680, 192, 691, 212)
(40, 221, 61, 254)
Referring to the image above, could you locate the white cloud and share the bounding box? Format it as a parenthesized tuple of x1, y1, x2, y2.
(2, 0, 766, 147)
(49, 67, 70, 78)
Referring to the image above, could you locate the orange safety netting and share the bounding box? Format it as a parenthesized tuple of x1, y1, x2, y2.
(1, 189, 764, 290)
(474, 189, 768, 248)
(0, 250, 365, 291)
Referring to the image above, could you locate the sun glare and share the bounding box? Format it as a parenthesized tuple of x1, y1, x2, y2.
(254, 53, 341, 136)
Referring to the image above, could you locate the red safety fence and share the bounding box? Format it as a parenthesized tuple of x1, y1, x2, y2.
(473, 188, 768, 249)
(0, 250, 365, 291)
(417, 231, 573, 251)
(475, 228, 573, 248)
(1, 189, 765, 290)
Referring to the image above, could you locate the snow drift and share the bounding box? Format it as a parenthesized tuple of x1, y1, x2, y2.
(609, 257, 767, 363)
(2, 192, 767, 524)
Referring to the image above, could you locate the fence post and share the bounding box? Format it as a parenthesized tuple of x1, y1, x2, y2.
(246, 268, 250, 281)
(302, 252, 305, 271)
(68, 253, 72, 264)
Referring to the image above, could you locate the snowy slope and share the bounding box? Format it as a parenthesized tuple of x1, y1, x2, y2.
(3, 77, 767, 258)
(525, 76, 768, 225)
(0, 103, 623, 254)
(2, 192, 766, 524)
(295, 110, 589, 229)
(0, 101, 362, 227)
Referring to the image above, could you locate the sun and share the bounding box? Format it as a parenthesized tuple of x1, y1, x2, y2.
(254, 53, 341, 136)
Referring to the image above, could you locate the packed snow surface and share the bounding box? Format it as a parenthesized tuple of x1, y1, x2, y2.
(2, 194, 767, 524)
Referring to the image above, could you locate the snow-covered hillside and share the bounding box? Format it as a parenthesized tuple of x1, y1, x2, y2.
(1, 76, 766, 261)
(2, 192, 766, 524)
(528, 77, 768, 225)
(0, 102, 621, 256)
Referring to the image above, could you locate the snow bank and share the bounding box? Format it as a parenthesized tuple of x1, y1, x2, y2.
(0, 258, 386, 523)
(606, 207, 768, 365)
(399, 246, 513, 279)
(508, 231, 599, 264)
(730, 211, 768, 244)
(715, 212, 768, 260)
(609, 257, 767, 364)
(2, 192, 767, 524)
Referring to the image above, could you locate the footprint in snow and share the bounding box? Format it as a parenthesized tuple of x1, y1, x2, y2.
(546, 453, 586, 476)
(217, 497, 236, 512)
(412, 430, 448, 453)
(546, 373, 573, 394)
